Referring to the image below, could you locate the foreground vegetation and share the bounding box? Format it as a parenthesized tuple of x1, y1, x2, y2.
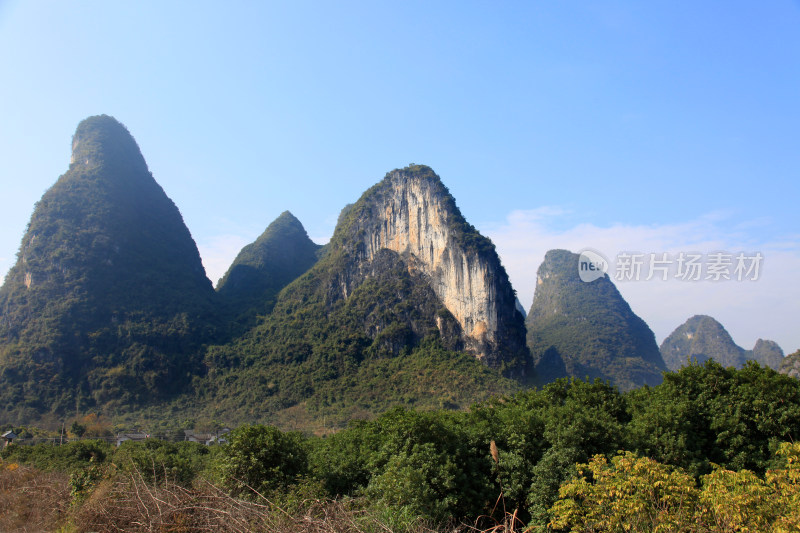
(2, 361, 799, 532)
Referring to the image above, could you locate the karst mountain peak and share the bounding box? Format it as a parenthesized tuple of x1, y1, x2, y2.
(0, 116, 789, 427)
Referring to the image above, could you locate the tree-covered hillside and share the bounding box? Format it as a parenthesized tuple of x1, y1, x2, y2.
(526, 249, 666, 390)
(216, 210, 321, 336)
(3, 360, 798, 532)
(192, 165, 528, 426)
(0, 115, 218, 421)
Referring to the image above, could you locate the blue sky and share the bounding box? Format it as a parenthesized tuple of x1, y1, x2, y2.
(1, 1, 798, 352)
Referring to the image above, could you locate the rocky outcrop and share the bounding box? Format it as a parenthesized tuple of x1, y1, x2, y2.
(780, 349, 800, 379)
(335, 165, 529, 372)
(526, 249, 666, 390)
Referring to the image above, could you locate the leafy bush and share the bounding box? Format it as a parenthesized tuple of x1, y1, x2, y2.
(549, 442, 800, 532)
(312, 407, 495, 524)
(1, 439, 112, 473)
(626, 360, 800, 477)
(112, 439, 210, 485)
(212, 424, 308, 499)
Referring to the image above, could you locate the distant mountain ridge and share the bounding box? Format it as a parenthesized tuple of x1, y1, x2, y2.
(525, 249, 666, 390)
(660, 315, 784, 371)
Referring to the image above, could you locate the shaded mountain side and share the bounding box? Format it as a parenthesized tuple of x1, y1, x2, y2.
(526, 249, 666, 390)
(0, 115, 217, 420)
(216, 211, 321, 335)
(660, 315, 784, 371)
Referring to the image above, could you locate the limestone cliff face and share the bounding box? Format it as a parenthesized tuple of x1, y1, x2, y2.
(334, 165, 529, 372)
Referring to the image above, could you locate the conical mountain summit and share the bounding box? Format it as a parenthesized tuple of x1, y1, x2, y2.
(0, 115, 216, 418)
(526, 249, 666, 390)
(328, 165, 530, 372)
(751, 339, 784, 370)
(216, 210, 321, 333)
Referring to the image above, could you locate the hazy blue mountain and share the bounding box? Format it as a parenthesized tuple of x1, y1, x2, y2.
(661, 315, 784, 370)
(660, 315, 745, 370)
(748, 339, 784, 370)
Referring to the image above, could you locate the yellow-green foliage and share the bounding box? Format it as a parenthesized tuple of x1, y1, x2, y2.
(549, 452, 697, 532)
(549, 442, 800, 532)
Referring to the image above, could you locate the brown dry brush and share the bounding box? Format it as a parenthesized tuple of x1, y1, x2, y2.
(0, 463, 71, 532)
(0, 460, 525, 533)
(462, 510, 527, 533)
(73, 468, 449, 533)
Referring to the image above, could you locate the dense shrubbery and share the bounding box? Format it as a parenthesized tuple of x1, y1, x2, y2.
(0, 438, 112, 474)
(113, 439, 210, 485)
(211, 424, 308, 498)
(549, 442, 800, 532)
(2, 360, 800, 531)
